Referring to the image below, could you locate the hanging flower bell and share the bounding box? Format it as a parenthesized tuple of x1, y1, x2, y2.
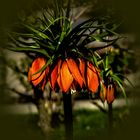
(86, 61, 99, 93)
(106, 84, 115, 104)
(79, 59, 100, 93)
(50, 58, 84, 93)
(100, 83, 115, 104)
(28, 57, 100, 93)
(28, 57, 49, 90)
(50, 58, 100, 93)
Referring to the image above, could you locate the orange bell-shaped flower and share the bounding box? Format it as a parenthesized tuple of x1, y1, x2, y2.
(28, 57, 49, 90)
(50, 58, 99, 93)
(52, 58, 84, 93)
(100, 83, 107, 102)
(106, 84, 115, 104)
(87, 62, 99, 93)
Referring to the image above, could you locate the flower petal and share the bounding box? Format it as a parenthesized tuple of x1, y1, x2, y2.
(50, 59, 62, 89)
(67, 58, 83, 87)
(57, 74, 63, 90)
(100, 83, 107, 102)
(32, 71, 46, 86)
(107, 84, 115, 104)
(57, 60, 63, 90)
(87, 62, 99, 93)
(50, 64, 58, 89)
(79, 58, 86, 85)
(28, 57, 46, 86)
(60, 61, 73, 93)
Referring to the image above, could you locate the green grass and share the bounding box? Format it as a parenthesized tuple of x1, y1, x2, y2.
(0, 114, 45, 140)
(1, 107, 130, 140)
(73, 109, 108, 139)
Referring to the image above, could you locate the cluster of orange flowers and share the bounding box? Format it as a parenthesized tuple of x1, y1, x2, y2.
(28, 57, 115, 103)
(28, 57, 99, 92)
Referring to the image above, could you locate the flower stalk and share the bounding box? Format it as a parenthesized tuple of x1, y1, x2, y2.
(63, 91, 73, 140)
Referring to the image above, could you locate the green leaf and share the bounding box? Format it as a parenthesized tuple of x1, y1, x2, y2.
(7, 46, 50, 58)
(43, 17, 69, 32)
(8, 34, 40, 48)
(10, 32, 39, 39)
(115, 73, 134, 87)
(116, 80, 128, 106)
(100, 81, 106, 102)
(105, 69, 112, 77)
(92, 54, 98, 68)
(22, 24, 52, 41)
(111, 74, 123, 84)
(89, 38, 118, 52)
(105, 27, 119, 36)
(105, 53, 109, 69)
(17, 38, 38, 47)
(36, 40, 55, 51)
(42, 9, 53, 24)
(111, 74, 128, 106)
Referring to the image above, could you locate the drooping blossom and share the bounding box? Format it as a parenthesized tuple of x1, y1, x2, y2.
(86, 62, 99, 93)
(106, 84, 115, 104)
(100, 83, 107, 102)
(100, 83, 115, 104)
(50, 58, 84, 93)
(79, 59, 100, 93)
(28, 57, 100, 93)
(28, 57, 49, 90)
(50, 58, 100, 93)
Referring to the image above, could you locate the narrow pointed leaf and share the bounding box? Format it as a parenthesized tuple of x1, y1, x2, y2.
(115, 73, 134, 87)
(116, 80, 128, 106)
(7, 46, 50, 57)
(23, 24, 52, 41)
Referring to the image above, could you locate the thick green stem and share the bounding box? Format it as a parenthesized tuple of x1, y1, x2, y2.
(63, 92, 73, 140)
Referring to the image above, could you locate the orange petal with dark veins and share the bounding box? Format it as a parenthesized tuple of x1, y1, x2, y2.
(28, 57, 46, 86)
(100, 84, 107, 102)
(50, 59, 62, 89)
(79, 58, 86, 85)
(60, 61, 73, 93)
(67, 58, 83, 88)
(107, 84, 115, 104)
(50, 64, 58, 89)
(87, 62, 99, 93)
